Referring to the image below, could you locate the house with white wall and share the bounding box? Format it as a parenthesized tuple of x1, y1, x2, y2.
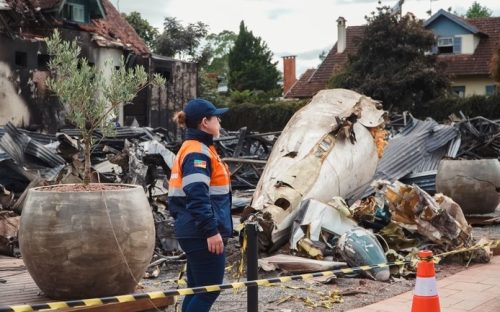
(424, 9, 499, 97)
(284, 10, 499, 99)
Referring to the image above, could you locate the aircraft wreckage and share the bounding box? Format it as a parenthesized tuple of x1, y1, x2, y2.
(243, 89, 484, 281)
(247, 89, 386, 248)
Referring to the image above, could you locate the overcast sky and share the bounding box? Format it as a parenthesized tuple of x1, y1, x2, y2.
(116, 0, 500, 76)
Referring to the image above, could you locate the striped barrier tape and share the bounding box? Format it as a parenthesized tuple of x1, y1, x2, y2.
(1, 239, 498, 312)
(432, 239, 500, 262)
(0, 260, 408, 312)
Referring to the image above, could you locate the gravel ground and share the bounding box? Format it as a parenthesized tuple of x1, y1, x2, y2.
(140, 236, 482, 312)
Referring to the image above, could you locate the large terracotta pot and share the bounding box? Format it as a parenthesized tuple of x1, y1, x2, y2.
(19, 184, 155, 299)
(436, 159, 500, 215)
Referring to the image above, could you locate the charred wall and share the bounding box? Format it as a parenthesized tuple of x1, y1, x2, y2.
(0, 12, 198, 133)
(0, 33, 62, 131)
(149, 56, 197, 140)
(0, 29, 153, 131)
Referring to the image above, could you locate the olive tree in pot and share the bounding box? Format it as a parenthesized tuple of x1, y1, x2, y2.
(18, 30, 165, 299)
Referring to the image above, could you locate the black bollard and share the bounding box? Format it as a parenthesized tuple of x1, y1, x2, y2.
(246, 222, 259, 312)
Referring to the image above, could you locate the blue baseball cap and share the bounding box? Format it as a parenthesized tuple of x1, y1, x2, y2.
(184, 98, 229, 122)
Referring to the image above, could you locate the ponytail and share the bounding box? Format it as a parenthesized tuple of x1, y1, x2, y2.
(173, 111, 186, 128)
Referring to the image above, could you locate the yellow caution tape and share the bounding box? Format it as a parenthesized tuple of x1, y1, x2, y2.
(434, 239, 499, 260)
(0, 260, 406, 312)
(1, 239, 497, 312)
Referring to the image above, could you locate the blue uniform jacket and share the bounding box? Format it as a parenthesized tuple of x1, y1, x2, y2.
(167, 128, 233, 239)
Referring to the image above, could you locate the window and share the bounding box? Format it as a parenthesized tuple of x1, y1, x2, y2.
(155, 68, 171, 81)
(37, 54, 50, 69)
(438, 37, 453, 46)
(486, 85, 497, 96)
(15, 51, 27, 67)
(452, 86, 466, 98)
(63, 3, 85, 23)
(453, 37, 462, 54)
(437, 37, 453, 54)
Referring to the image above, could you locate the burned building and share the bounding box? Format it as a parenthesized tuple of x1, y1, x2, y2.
(0, 0, 197, 134)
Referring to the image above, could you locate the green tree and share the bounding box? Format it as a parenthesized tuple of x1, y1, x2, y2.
(122, 11, 159, 48)
(465, 1, 493, 18)
(46, 30, 164, 184)
(329, 5, 449, 113)
(198, 31, 237, 100)
(204, 30, 237, 76)
(155, 17, 209, 60)
(228, 21, 280, 92)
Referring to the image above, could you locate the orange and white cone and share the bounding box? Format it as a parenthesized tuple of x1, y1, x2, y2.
(411, 250, 441, 312)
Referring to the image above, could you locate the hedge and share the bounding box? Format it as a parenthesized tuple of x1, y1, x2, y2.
(221, 100, 307, 132)
(220, 93, 499, 132)
(414, 94, 500, 121)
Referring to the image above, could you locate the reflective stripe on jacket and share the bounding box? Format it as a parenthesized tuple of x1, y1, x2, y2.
(167, 129, 232, 239)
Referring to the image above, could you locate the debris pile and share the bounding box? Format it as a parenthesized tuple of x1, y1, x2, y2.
(1, 88, 498, 286)
(0, 121, 278, 258)
(243, 89, 497, 281)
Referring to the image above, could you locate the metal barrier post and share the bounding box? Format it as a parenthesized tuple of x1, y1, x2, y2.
(246, 222, 259, 312)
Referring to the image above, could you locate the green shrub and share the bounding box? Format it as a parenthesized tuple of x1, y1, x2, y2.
(229, 89, 282, 105)
(415, 94, 500, 121)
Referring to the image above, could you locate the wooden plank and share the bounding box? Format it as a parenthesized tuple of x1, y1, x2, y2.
(0, 256, 174, 311)
(0, 256, 47, 306)
(232, 127, 248, 157)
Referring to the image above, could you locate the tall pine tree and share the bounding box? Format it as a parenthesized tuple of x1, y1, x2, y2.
(228, 21, 280, 92)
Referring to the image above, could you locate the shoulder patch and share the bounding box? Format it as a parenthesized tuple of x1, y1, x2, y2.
(193, 159, 207, 169)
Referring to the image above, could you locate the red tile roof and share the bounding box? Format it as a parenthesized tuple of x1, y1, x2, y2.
(79, 0, 150, 55)
(285, 25, 365, 98)
(437, 17, 500, 78)
(284, 68, 315, 98)
(33, 0, 61, 10)
(286, 15, 500, 98)
(4, 0, 150, 56)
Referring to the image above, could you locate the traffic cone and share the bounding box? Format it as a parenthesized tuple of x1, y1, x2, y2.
(411, 250, 440, 312)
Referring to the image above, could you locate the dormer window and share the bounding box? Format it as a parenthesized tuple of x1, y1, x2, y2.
(60, 0, 106, 24)
(435, 36, 462, 55)
(63, 2, 85, 23)
(437, 37, 453, 54)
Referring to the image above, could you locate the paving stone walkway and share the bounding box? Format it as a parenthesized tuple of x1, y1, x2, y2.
(349, 256, 500, 312)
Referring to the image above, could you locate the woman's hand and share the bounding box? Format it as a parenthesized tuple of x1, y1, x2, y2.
(207, 233, 224, 255)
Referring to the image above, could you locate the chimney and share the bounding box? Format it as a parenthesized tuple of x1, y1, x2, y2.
(337, 17, 346, 54)
(282, 56, 297, 95)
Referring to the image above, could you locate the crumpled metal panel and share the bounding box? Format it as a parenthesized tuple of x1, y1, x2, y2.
(456, 117, 500, 160)
(290, 198, 357, 251)
(381, 181, 472, 249)
(258, 254, 347, 273)
(0, 122, 65, 167)
(347, 117, 460, 202)
(377, 118, 458, 176)
(0, 148, 8, 162)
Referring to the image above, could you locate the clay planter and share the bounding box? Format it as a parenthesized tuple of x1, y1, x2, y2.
(436, 159, 500, 215)
(19, 184, 155, 299)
